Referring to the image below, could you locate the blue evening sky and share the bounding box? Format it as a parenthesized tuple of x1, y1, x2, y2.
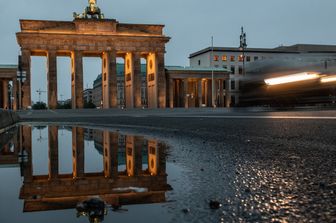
(0, 0, 335, 102)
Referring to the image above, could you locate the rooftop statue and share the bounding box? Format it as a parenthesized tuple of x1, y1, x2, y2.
(73, 0, 105, 19)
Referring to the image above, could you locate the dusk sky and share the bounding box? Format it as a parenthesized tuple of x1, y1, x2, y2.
(1, 0, 336, 102)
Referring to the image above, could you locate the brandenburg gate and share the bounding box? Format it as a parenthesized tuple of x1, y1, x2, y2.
(16, 0, 170, 109)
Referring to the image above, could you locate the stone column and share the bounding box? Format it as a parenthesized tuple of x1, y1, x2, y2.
(110, 132, 119, 178)
(125, 136, 143, 176)
(134, 136, 143, 176)
(22, 126, 33, 183)
(219, 80, 224, 107)
(197, 79, 202, 107)
(214, 79, 219, 107)
(124, 53, 134, 108)
(103, 131, 110, 177)
(48, 126, 59, 180)
(21, 50, 31, 109)
(72, 127, 85, 178)
(207, 80, 212, 107)
(204, 80, 208, 107)
(147, 53, 158, 109)
(148, 140, 158, 176)
(125, 136, 134, 176)
(102, 52, 110, 109)
(157, 52, 166, 108)
(183, 79, 189, 108)
(180, 80, 184, 107)
(71, 51, 84, 109)
(12, 78, 18, 111)
(133, 52, 142, 108)
(103, 131, 119, 178)
(225, 79, 231, 107)
(13, 127, 19, 155)
(2, 80, 9, 109)
(212, 77, 216, 108)
(175, 80, 180, 107)
(47, 51, 58, 109)
(169, 78, 174, 108)
(157, 142, 167, 175)
(109, 51, 118, 108)
(102, 50, 117, 109)
(0, 80, 3, 108)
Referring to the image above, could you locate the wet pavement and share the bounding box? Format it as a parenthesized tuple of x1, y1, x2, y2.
(0, 125, 178, 223)
(1, 109, 336, 222)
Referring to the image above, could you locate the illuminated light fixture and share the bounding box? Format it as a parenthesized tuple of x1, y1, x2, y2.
(264, 72, 320, 86)
(321, 75, 336, 83)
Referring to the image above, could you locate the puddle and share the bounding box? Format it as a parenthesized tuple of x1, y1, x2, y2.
(0, 125, 178, 223)
(2, 124, 334, 222)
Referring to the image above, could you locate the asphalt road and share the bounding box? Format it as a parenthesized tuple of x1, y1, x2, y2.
(16, 108, 336, 222)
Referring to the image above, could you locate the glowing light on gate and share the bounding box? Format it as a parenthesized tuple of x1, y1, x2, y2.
(321, 75, 336, 83)
(264, 72, 320, 86)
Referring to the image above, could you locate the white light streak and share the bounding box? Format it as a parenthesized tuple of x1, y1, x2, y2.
(321, 75, 336, 83)
(264, 72, 320, 86)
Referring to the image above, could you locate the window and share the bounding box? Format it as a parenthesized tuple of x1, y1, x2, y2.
(230, 66, 235, 74)
(231, 96, 236, 106)
(198, 60, 201, 66)
(238, 55, 244, 62)
(231, 80, 235, 90)
(238, 66, 243, 75)
(214, 55, 219, 61)
(230, 56, 235, 62)
(222, 55, 227, 62)
(238, 80, 241, 90)
(246, 56, 251, 62)
(222, 65, 227, 69)
(254, 56, 258, 61)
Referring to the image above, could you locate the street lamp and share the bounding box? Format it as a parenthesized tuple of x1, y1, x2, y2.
(17, 55, 27, 110)
(211, 36, 216, 108)
(239, 27, 247, 75)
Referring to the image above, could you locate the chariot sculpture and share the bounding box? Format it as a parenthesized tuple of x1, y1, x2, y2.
(73, 0, 104, 19)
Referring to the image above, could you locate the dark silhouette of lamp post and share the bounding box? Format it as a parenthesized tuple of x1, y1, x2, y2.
(17, 55, 27, 110)
(239, 27, 247, 75)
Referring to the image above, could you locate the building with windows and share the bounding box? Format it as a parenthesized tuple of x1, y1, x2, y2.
(93, 64, 147, 108)
(83, 88, 93, 104)
(0, 65, 17, 110)
(189, 44, 336, 106)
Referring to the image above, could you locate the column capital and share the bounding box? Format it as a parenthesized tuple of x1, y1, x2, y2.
(72, 50, 83, 55)
(103, 49, 117, 54)
(47, 50, 57, 56)
(132, 51, 142, 56)
(21, 49, 31, 54)
(155, 51, 165, 56)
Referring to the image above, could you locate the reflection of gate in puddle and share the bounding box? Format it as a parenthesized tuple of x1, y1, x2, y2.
(0, 126, 171, 216)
